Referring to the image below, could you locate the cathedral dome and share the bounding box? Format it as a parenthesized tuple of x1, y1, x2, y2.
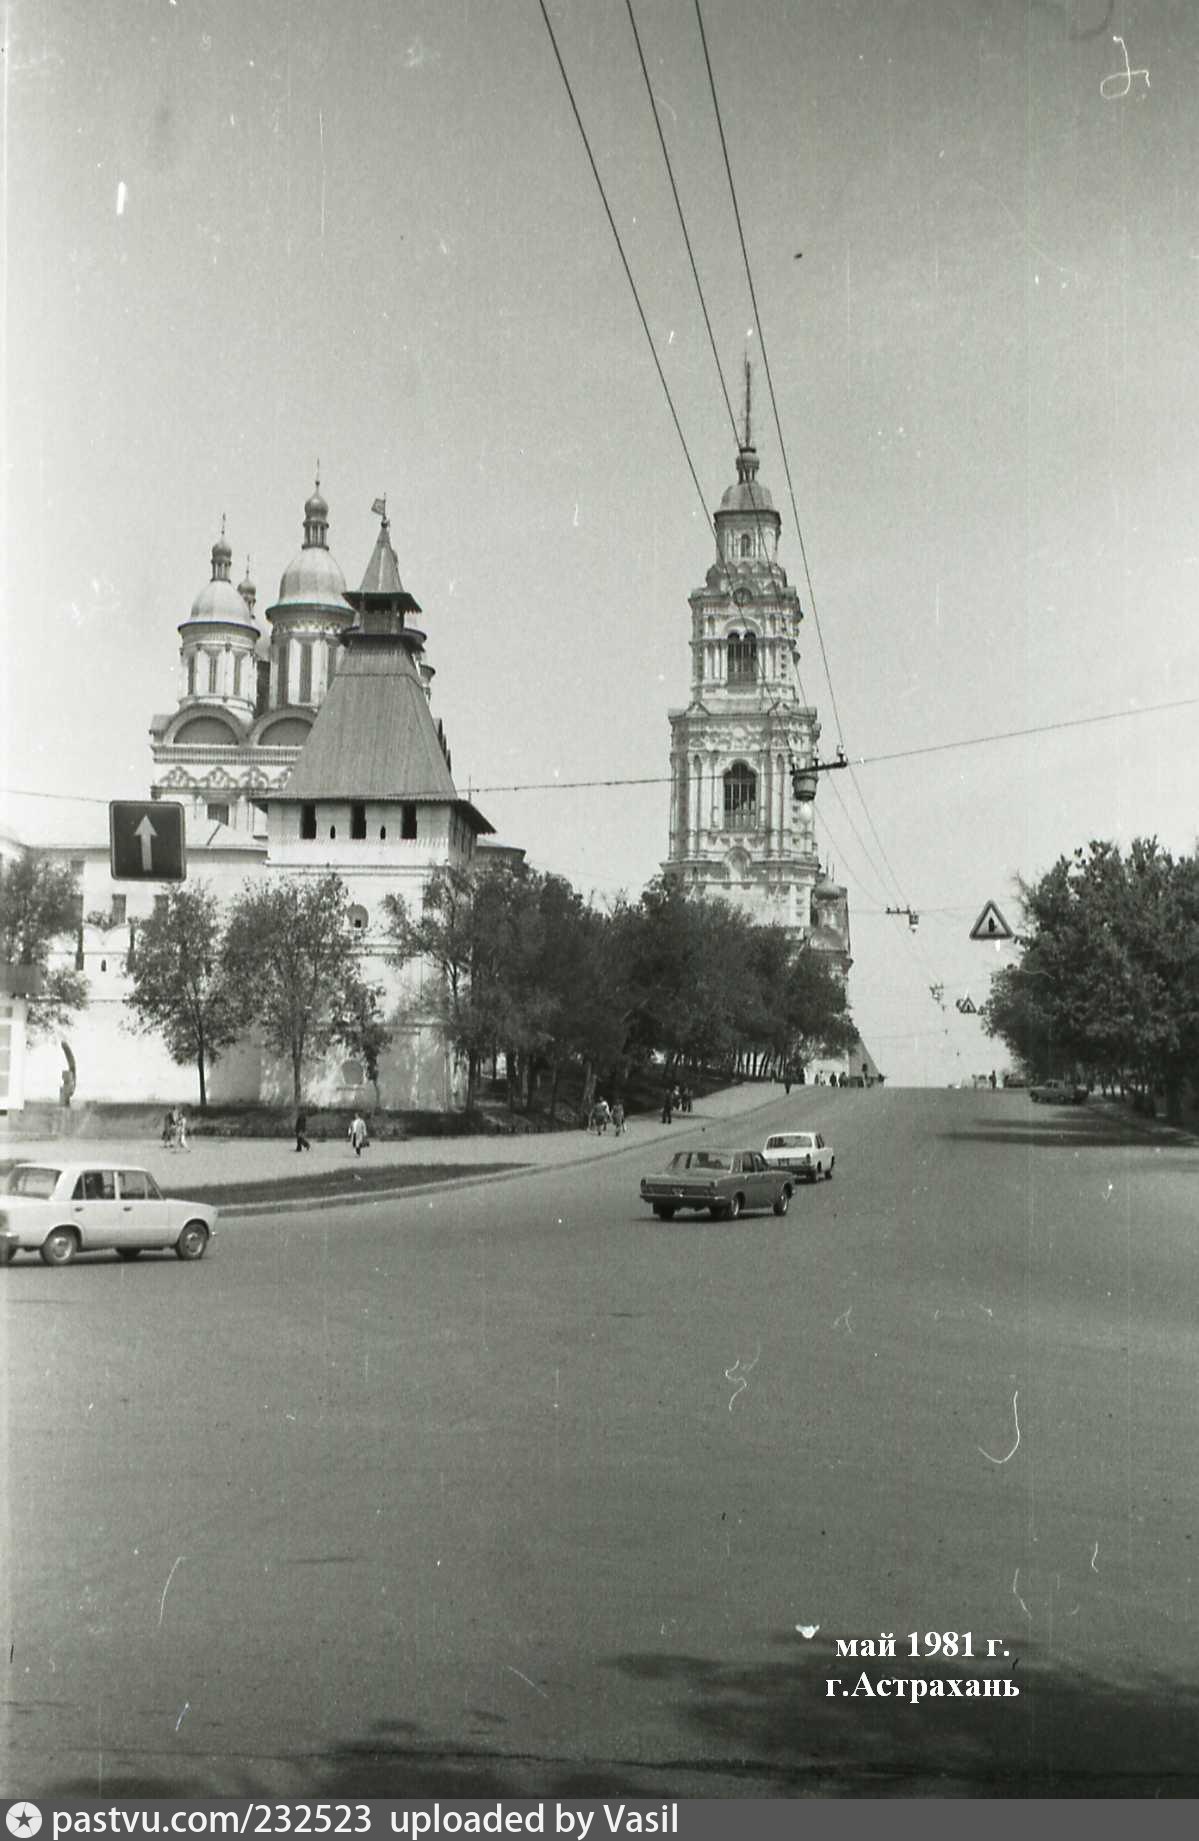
(184, 527, 258, 629)
(188, 577, 257, 625)
(271, 475, 351, 615)
(719, 477, 776, 514)
(275, 544, 349, 610)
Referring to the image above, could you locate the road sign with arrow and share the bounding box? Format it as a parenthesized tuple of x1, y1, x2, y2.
(109, 802, 186, 882)
(969, 900, 1012, 942)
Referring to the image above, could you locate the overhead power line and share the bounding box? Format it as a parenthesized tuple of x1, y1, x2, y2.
(692, 0, 912, 916)
(535, 0, 714, 542)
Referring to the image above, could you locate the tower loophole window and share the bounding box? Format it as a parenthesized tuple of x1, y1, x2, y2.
(300, 803, 317, 840)
(723, 761, 757, 830)
(739, 532, 753, 558)
(727, 631, 757, 684)
(402, 804, 417, 840)
(351, 802, 367, 840)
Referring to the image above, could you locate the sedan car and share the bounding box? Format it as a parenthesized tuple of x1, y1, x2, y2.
(640, 1149, 793, 1221)
(1029, 1079, 1089, 1105)
(0, 1163, 218, 1265)
(761, 1130, 835, 1182)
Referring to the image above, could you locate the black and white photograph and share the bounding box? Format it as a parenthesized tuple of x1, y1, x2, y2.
(3, 0, 1198, 1808)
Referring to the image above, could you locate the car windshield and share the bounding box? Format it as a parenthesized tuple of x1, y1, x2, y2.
(666, 1151, 732, 1172)
(6, 1166, 61, 1198)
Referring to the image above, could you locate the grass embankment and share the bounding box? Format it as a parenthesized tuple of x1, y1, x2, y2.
(179, 1161, 528, 1207)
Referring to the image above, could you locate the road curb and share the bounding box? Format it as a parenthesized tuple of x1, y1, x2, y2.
(219, 1090, 796, 1220)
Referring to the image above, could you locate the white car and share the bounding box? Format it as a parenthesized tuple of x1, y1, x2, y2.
(761, 1130, 835, 1183)
(0, 1163, 218, 1266)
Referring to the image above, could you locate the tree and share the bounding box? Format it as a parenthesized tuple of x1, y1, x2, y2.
(123, 883, 240, 1107)
(982, 840, 1199, 1120)
(0, 848, 88, 1038)
(223, 874, 388, 1106)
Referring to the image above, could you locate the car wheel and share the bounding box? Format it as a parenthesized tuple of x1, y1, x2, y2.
(175, 1221, 209, 1262)
(40, 1227, 79, 1267)
(826, 1161, 835, 1180)
(652, 1204, 676, 1220)
(726, 1193, 743, 1220)
(772, 1187, 790, 1216)
(117, 1248, 142, 1262)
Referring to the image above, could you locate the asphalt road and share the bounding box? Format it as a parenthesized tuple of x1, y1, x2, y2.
(6, 1087, 1199, 1798)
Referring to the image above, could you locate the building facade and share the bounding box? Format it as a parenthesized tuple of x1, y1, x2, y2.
(664, 385, 849, 970)
(12, 491, 491, 1114)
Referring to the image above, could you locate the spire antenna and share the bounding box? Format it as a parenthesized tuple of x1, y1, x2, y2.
(743, 355, 752, 449)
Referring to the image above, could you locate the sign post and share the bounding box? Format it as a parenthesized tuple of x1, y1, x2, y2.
(108, 802, 186, 882)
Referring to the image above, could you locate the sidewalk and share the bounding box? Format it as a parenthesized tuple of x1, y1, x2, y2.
(0, 1082, 803, 1205)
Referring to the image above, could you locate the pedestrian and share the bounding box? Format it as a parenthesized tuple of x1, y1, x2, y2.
(671, 1084, 681, 1116)
(661, 1085, 674, 1124)
(161, 1108, 176, 1149)
(175, 1106, 190, 1150)
(990, 1069, 997, 1091)
(783, 1069, 792, 1096)
(348, 1111, 369, 1157)
(611, 1100, 625, 1136)
(295, 1108, 311, 1152)
(594, 1097, 611, 1135)
(681, 1085, 693, 1114)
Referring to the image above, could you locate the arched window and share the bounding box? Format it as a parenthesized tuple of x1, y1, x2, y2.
(348, 904, 368, 932)
(739, 532, 753, 558)
(186, 654, 196, 697)
(233, 654, 243, 699)
(298, 640, 313, 703)
(727, 631, 758, 684)
(723, 761, 757, 829)
(206, 651, 219, 694)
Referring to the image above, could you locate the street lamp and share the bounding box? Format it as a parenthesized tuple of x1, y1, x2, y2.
(790, 746, 848, 803)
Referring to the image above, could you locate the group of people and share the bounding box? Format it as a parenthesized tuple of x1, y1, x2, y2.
(160, 1107, 190, 1151)
(660, 1084, 693, 1123)
(587, 1097, 625, 1135)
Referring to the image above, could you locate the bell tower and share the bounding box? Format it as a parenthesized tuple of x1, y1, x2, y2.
(663, 369, 823, 935)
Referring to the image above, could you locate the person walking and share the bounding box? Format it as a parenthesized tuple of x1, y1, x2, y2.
(161, 1108, 176, 1149)
(295, 1109, 311, 1152)
(348, 1111, 369, 1157)
(611, 1100, 625, 1136)
(661, 1085, 674, 1125)
(594, 1097, 611, 1135)
(175, 1107, 190, 1151)
(681, 1085, 693, 1114)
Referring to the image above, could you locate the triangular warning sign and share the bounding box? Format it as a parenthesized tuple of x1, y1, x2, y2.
(970, 900, 1012, 942)
(956, 995, 978, 1014)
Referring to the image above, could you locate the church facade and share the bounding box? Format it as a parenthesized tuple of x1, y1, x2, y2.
(14, 489, 491, 1114)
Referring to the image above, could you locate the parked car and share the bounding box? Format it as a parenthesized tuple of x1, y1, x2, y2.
(761, 1130, 836, 1182)
(0, 1163, 218, 1265)
(1029, 1079, 1089, 1105)
(640, 1149, 793, 1221)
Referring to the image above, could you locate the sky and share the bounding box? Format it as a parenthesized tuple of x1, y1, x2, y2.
(3, 0, 1198, 1084)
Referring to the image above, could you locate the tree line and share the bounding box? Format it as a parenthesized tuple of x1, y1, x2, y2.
(1, 850, 856, 1112)
(983, 838, 1199, 1121)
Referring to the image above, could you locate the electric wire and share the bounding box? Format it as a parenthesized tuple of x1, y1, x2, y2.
(534, 0, 714, 543)
(691, 0, 910, 914)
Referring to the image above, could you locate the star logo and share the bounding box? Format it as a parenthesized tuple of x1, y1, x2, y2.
(6, 1806, 42, 1838)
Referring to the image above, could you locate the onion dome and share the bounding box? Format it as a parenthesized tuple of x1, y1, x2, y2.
(719, 449, 777, 515)
(273, 473, 351, 614)
(238, 558, 257, 616)
(184, 523, 259, 630)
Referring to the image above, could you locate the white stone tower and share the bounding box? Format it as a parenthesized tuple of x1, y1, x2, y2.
(664, 365, 826, 938)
